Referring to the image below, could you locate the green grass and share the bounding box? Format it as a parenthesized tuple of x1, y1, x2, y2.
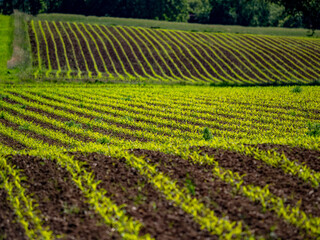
(0, 15, 14, 77)
(34, 13, 320, 38)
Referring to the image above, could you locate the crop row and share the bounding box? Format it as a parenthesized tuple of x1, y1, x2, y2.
(28, 20, 320, 84)
(0, 110, 319, 238)
(1, 85, 319, 239)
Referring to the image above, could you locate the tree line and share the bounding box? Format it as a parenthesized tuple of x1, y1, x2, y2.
(1, 0, 319, 33)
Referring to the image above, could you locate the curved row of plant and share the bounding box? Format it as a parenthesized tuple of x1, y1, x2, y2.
(28, 20, 320, 84)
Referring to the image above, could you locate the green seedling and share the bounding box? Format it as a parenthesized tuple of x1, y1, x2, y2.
(0, 94, 9, 100)
(63, 203, 81, 215)
(203, 127, 213, 141)
(123, 116, 134, 122)
(18, 123, 30, 130)
(65, 120, 82, 128)
(97, 137, 110, 145)
(185, 175, 196, 196)
(306, 122, 320, 137)
(291, 86, 302, 93)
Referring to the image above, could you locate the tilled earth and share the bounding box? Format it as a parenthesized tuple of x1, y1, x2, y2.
(1, 145, 319, 239)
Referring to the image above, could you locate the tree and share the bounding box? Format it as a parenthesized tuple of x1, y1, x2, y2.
(264, 0, 320, 35)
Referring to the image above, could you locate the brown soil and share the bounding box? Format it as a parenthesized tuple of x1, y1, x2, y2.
(72, 152, 214, 240)
(6, 154, 120, 240)
(0, 133, 28, 151)
(137, 28, 184, 79)
(132, 149, 306, 239)
(34, 21, 49, 69)
(255, 36, 320, 76)
(144, 28, 194, 79)
(196, 147, 320, 217)
(0, 189, 27, 240)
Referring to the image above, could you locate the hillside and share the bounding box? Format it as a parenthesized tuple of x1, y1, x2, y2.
(28, 20, 320, 85)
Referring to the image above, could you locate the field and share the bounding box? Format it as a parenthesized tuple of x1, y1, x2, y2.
(0, 84, 320, 239)
(1, 11, 320, 240)
(28, 20, 320, 85)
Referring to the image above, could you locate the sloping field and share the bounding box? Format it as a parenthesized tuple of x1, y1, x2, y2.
(0, 84, 320, 239)
(28, 20, 320, 85)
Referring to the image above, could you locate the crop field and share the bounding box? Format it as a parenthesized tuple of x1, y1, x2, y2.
(28, 20, 320, 85)
(0, 84, 320, 239)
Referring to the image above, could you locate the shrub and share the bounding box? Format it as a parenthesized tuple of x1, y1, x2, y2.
(97, 137, 110, 144)
(203, 127, 213, 141)
(306, 122, 320, 137)
(291, 86, 302, 93)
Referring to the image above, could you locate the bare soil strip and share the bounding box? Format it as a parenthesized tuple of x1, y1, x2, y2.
(6, 154, 119, 240)
(197, 147, 320, 217)
(0, 189, 27, 240)
(0, 133, 28, 151)
(132, 149, 305, 239)
(73, 152, 214, 240)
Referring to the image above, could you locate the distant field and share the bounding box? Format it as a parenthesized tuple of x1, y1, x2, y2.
(28, 20, 320, 85)
(34, 13, 320, 38)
